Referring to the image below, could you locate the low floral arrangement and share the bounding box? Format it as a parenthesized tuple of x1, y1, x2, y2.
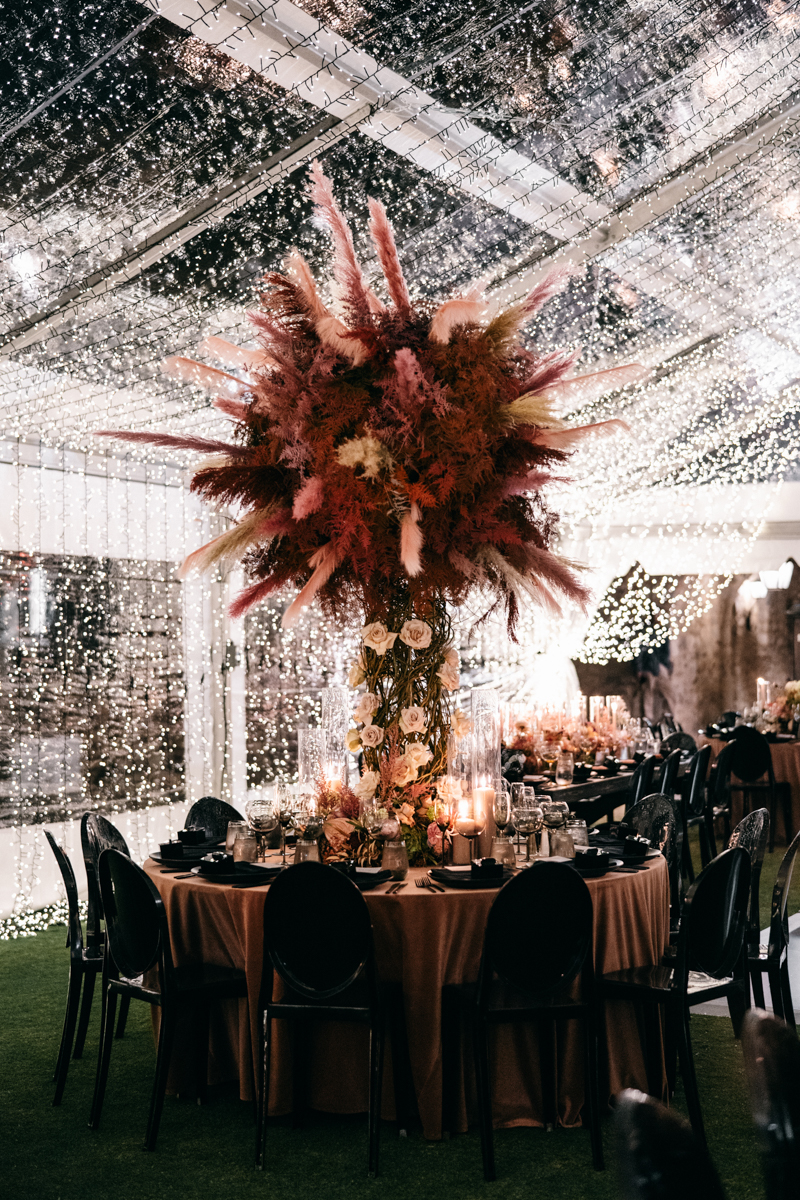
(504, 718, 624, 772)
(99, 164, 642, 838)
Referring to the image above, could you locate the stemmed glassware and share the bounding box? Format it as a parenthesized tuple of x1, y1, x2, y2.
(540, 741, 558, 777)
(245, 791, 279, 862)
(273, 781, 296, 865)
(433, 789, 455, 864)
(511, 796, 542, 863)
(491, 782, 515, 866)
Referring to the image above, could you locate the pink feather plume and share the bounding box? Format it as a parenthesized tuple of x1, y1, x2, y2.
(429, 297, 485, 343)
(400, 503, 424, 577)
(281, 543, 340, 628)
(520, 264, 578, 319)
(309, 161, 371, 323)
(198, 337, 276, 373)
(292, 476, 325, 520)
(95, 430, 241, 455)
(213, 397, 250, 421)
(538, 363, 650, 408)
(367, 198, 411, 312)
(161, 356, 250, 397)
(229, 576, 284, 620)
(533, 419, 630, 450)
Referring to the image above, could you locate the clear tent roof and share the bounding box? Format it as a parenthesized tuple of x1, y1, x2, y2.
(1, 0, 799, 496)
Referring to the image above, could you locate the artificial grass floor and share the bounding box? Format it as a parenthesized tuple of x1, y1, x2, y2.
(0, 919, 768, 1200)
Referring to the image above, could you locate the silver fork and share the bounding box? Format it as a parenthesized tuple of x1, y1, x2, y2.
(415, 877, 444, 893)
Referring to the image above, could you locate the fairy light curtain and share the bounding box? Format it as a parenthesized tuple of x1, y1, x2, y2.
(3, 0, 800, 930)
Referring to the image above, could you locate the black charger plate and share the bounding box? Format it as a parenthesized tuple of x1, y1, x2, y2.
(355, 869, 393, 891)
(190, 862, 281, 885)
(429, 867, 513, 889)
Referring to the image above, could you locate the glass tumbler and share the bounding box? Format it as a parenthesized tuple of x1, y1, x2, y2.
(232, 830, 258, 862)
(381, 840, 409, 880)
(566, 818, 588, 847)
(226, 820, 248, 854)
(293, 839, 321, 864)
(555, 752, 574, 785)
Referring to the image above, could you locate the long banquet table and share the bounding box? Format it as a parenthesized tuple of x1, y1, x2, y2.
(146, 856, 669, 1141)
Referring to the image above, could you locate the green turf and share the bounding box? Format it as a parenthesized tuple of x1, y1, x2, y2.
(0, 914, 768, 1200)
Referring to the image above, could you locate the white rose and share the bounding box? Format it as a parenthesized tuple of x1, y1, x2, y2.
(359, 723, 384, 748)
(451, 708, 472, 739)
(354, 692, 380, 724)
(362, 621, 398, 655)
(392, 754, 416, 786)
(399, 619, 432, 650)
(346, 728, 362, 753)
(399, 705, 427, 735)
(354, 770, 380, 801)
(405, 742, 432, 772)
(443, 644, 459, 669)
(437, 661, 460, 691)
(348, 652, 366, 687)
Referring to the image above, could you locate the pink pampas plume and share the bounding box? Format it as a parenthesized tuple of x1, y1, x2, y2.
(213, 397, 250, 421)
(520, 263, 577, 320)
(309, 161, 371, 324)
(400, 503, 424, 576)
(536, 363, 649, 408)
(95, 430, 242, 455)
(178, 507, 274, 578)
(285, 250, 368, 365)
(532, 418, 630, 450)
(429, 296, 485, 343)
(292, 476, 325, 520)
(282, 543, 340, 628)
(161, 356, 250, 397)
(229, 575, 284, 620)
(198, 337, 276, 373)
(367, 197, 411, 312)
(285, 250, 331, 322)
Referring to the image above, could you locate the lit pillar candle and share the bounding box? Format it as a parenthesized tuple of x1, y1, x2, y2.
(455, 798, 477, 838)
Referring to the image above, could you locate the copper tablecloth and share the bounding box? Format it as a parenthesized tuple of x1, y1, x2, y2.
(145, 858, 669, 1140)
(704, 736, 800, 836)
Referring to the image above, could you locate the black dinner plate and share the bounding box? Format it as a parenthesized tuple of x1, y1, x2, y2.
(150, 845, 221, 866)
(355, 868, 393, 891)
(429, 867, 514, 890)
(190, 863, 281, 885)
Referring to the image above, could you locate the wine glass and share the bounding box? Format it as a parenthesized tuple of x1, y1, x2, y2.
(273, 781, 295, 865)
(512, 800, 539, 863)
(245, 791, 279, 862)
(493, 784, 512, 837)
(541, 742, 558, 777)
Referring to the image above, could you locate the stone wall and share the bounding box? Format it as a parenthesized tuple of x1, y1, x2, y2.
(574, 563, 800, 736)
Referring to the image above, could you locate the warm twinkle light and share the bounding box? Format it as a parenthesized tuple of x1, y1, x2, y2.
(3, 1, 800, 930)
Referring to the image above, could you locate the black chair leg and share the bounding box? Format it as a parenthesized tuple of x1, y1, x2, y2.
(73, 968, 96, 1060)
(779, 961, 796, 1032)
(440, 989, 459, 1135)
(583, 1011, 604, 1171)
(704, 810, 717, 863)
(256, 1009, 273, 1170)
(368, 1017, 384, 1178)
(767, 965, 784, 1022)
(681, 828, 695, 886)
(89, 983, 118, 1130)
(726, 956, 750, 1038)
(750, 960, 766, 1010)
(474, 1016, 495, 1182)
(145, 1005, 176, 1151)
(53, 962, 83, 1104)
(675, 1006, 706, 1149)
(387, 985, 415, 1134)
(292, 1023, 307, 1129)
(115, 994, 131, 1040)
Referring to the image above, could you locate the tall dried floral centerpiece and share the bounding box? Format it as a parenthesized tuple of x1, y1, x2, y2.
(99, 164, 643, 862)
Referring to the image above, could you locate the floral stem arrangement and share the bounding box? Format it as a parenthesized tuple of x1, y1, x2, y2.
(99, 162, 643, 862)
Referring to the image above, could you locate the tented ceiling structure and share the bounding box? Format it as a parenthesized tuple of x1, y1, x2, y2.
(3, 0, 800, 927)
(3, 1, 800, 552)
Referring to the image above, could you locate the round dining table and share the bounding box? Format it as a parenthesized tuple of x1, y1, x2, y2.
(145, 857, 669, 1141)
